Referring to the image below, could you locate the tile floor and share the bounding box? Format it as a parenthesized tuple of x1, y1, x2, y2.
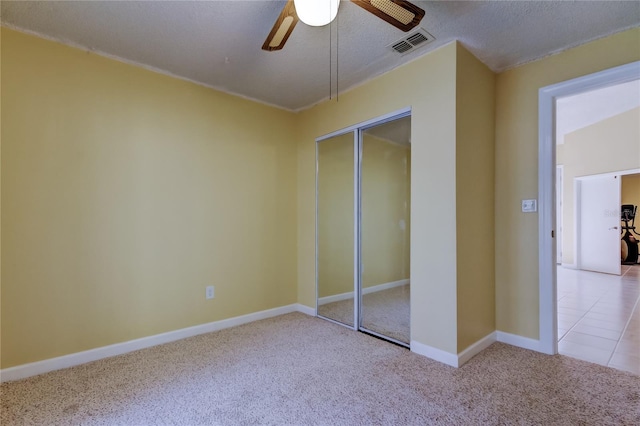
(557, 264, 640, 374)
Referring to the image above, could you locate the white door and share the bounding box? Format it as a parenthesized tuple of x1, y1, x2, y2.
(577, 175, 621, 275)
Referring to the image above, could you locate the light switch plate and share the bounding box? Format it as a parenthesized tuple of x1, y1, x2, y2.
(522, 199, 537, 213)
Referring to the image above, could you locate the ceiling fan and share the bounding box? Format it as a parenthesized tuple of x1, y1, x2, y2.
(263, 0, 426, 51)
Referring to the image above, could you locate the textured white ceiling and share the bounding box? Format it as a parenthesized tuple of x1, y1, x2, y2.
(556, 79, 640, 145)
(2, 1, 639, 111)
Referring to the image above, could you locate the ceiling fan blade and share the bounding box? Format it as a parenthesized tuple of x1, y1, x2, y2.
(351, 0, 425, 32)
(262, 0, 299, 51)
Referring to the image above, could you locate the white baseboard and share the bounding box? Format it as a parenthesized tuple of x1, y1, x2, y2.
(457, 332, 497, 366)
(496, 331, 541, 352)
(410, 340, 459, 367)
(411, 331, 496, 368)
(295, 303, 316, 316)
(411, 330, 543, 368)
(318, 279, 409, 305)
(364, 279, 409, 295)
(317, 290, 354, 305)
(0, 302, 545, 383)
(0, 303, 312, 383)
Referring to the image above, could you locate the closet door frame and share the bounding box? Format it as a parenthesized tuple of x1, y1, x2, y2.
(315, 107, 411, 335)
(357, 113, 411, 347)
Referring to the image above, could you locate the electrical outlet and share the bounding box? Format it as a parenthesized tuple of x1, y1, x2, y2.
(206, 286, 215, 300)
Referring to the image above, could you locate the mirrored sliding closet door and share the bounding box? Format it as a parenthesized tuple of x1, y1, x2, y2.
(317, 132, 355, 327)
(316, 111, 411, 347)
(360, 116, 411, 345)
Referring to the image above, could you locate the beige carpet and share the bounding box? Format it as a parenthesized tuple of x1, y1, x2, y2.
(318, 284, 410, 343)
(2, 313, 639, 425)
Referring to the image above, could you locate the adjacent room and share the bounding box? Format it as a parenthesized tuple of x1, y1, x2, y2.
(554, 81, 640, 372)
(1, 1, 639, 424)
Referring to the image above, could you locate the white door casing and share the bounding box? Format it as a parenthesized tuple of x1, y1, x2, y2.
(556, 166, 563, 264)
(538, 60, 640, 355)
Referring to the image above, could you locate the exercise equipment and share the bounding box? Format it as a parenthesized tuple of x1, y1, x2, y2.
(621, 204, 639, 265)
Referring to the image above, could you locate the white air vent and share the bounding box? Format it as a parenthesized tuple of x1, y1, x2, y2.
(388, 28, 435, 55)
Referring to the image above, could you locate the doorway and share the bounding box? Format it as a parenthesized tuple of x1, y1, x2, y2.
(316, 110, 411, 347)
(539, 61, 640, 373)
(557, 171, 639, 372)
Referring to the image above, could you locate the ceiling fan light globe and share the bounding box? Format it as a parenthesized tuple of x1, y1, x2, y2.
(294, 0, 340, 26)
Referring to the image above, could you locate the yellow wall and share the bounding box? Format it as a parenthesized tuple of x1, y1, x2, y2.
(299, 43, 495, 354)
(297, 43, 460, 353)
(455, 44, 496, 350)
(4, 22, 638, 369)
(622, 174, 640, 219)
(1, 28, 298, 368)
(558, 107, 640, 264)
(495, 27, 640, 338)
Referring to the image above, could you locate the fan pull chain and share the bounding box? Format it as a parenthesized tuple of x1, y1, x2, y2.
(329, 3, 340, 101)
(328, 2, 339, 102)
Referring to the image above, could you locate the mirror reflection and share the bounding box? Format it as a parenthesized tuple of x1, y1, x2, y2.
(360, 117, 411, 344)
(317, 132, 354, 326)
